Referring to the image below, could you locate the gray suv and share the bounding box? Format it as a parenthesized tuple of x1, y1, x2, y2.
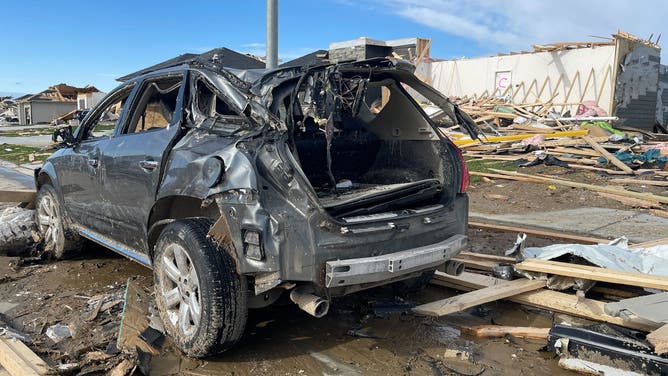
(35, 57, 476, 357)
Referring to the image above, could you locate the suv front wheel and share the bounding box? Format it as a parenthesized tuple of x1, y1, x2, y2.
(153, 219, 248, 357)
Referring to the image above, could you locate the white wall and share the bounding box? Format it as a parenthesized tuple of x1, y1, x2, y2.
(30, 101, 76, 124)
(429, 45, 616, 114)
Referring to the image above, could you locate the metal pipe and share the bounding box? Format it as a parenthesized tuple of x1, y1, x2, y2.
(444, 260, 465, 276)
(290, 287, 329, 318)
(266, 0, 278, 69)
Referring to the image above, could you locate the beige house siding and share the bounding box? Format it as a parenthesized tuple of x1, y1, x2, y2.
(24, 101, 76, 124)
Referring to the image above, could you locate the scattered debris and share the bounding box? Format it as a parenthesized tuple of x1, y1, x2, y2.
(548, 324, 668, 375)
(0, 207, 38, 256)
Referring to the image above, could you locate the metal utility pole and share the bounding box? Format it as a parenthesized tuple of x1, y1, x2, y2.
(266, 0, 278, 69)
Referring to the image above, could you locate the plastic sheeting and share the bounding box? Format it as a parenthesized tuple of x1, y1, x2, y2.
(521, 237, 668, 276)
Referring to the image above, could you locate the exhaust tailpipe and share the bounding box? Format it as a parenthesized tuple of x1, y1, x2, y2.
(290, 287, 330, 318)
(444, 260, 465, 276)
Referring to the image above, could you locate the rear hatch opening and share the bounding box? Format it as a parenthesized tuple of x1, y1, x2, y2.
(276, 67, 460, 220)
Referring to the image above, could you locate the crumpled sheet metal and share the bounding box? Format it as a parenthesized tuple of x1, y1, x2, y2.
(522, 237, 668, 276)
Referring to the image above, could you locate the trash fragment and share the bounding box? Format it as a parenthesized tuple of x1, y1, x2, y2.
(46, 323, 71, 343)
(548, 324, 668, 375)
(521, 240, 668, 276)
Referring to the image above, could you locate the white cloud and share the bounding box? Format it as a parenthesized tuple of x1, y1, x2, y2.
(377, 0, 668, 59)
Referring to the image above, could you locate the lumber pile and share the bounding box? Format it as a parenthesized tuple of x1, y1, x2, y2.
(420, 251, 668, 335)
(435, 97, 668, 210)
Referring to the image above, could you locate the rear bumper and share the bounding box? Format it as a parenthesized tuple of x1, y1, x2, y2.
(324, 234, 467, 288)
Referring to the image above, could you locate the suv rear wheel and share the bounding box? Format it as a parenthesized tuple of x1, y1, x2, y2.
(35, 184, 83, 259)
(153, 219, 247, 357)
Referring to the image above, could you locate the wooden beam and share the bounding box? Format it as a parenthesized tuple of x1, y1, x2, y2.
(0, 190, 35, 204)
(583, 136, 634, 174)
(647, 324, 668, 354)
(609, 178, 668, 187)
(451, 257, 498, 271)
(469, 171, 544, 183)
(117, 278, 160, 356)
(454, 130, 589, 146)
(431, 271, 657, 332)
(488, 169, 668, 204)
(629, 237, 668, 249)
(468, 220, 610, 244)
(461, 325, 550, 340)
(413, 278, 546, 317)
(458, 252, 515, 263)
(0, 336, 51, 376)
(515, 259, 668, 290)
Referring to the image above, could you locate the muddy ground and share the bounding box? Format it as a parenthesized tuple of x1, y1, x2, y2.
(1, 164, 666, 375)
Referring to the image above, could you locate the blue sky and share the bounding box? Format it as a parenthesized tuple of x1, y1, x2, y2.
(1, 0, 667, 96)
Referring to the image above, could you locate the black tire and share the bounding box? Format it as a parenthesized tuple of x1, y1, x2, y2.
(0, 207, 36, 256)
(153, 219, 247, 357)
(35, 184, 83, 259)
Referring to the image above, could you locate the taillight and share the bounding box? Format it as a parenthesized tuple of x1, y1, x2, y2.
(454, 145, 469, 193)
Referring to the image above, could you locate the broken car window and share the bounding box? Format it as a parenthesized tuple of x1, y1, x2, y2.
(80, 84, 135, 141)
(195, 79, 243, 118)
(125, 77, 182, 134)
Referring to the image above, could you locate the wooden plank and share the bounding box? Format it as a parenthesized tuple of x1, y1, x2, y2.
(596, 192, 661, 209)
(0, 336, 51, 376)
(0, 190, 35, 204)
(461, 325, 550, 340)
(413, 278, 546, 317)
(468, 220, 609, 244)
(488, 169, 668, 204)
(117, 278, 160, 356)
(458, 252, 515, 263)
(431, 271, 657, 332)
(609, 178, 668, 187)
(454, 130, 589, 146)
(583, 136, 634, 174)
(468, 171, 544, 183)
(451, 257, 498, 271)
(550, 147, 602, 157)
(649, 209, 668, 219)
(647, 324, 668, 354)
(629, 237, 668, 249)
(515, 259, 668, 290)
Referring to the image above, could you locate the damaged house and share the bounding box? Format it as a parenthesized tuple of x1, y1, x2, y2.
(425, 31, 666, 130)
(17, 84, 103, 125)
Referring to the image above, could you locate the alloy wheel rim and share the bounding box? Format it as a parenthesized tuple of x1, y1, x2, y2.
(159, 243, 202, 337)
(37, 195, 60, 252)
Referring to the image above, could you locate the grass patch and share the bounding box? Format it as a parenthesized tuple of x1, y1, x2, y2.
(0, 128, 56, 137)
(465, 158, 517, 183)
(0, 143, 52, 164)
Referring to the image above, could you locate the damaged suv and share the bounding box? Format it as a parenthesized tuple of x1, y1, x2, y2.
(36, 56, 478, 356)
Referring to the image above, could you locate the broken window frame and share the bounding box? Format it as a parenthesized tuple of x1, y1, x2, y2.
(76, 82, 137, 142)
(123, 76, 184, 135)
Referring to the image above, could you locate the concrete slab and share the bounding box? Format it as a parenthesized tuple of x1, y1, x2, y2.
(471, 207, 668, 244)
(0, 165, 34, 190)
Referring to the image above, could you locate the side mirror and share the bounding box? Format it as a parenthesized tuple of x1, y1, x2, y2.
(52, 126, 75, 146)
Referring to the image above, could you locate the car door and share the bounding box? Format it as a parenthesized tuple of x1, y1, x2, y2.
(97, 72, 186, 254)
(58, 83, 137, 232)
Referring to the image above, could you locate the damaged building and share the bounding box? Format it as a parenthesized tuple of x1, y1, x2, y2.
(16, 84, 104, 125)
(423, 31, 666, 131)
